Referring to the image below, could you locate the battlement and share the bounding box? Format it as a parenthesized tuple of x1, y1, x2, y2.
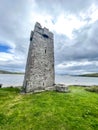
(35, 22, 42, 28)
(34, 22, 53, 39)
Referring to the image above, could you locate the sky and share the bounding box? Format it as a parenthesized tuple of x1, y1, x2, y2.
(0, 0, 98, 74)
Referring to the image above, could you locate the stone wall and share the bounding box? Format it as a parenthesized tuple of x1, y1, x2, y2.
(23, 22, 54, 92)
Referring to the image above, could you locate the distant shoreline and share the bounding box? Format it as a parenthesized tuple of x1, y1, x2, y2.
(0, 70, 24, 75)
(0, 73, 24, 75)
(0, 70, 98, 77)
(78, 73, 98, 77)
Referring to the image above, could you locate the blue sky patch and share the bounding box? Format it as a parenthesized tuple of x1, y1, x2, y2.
(0, 44, 11, 53)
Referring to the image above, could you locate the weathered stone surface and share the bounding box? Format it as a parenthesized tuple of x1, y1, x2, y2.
(55, 84, 69, 92)
(23, 22, 55, 93)
(45, 86, 56, 91)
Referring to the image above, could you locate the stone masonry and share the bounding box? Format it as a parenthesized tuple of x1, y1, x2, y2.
(23, 22, 55, 92)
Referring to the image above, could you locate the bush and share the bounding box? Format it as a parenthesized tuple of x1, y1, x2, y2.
(85, 86, 98, 93)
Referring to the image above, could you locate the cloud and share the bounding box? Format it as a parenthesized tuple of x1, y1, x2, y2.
(56, 60, 98, 74)
(0, 0, 34, 71)
(0, 0, 98, 74)
(35, 0, 94, 15)
(54, 19, 98, 74)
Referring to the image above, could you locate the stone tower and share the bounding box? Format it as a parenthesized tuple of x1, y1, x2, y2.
(23, 22, 54, 92)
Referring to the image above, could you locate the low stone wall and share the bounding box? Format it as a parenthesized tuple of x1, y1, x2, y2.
(22, 84, 70, 93)
(55, 84, 69, 92)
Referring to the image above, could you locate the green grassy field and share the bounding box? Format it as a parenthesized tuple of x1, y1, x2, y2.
(0, 86, 98, 130)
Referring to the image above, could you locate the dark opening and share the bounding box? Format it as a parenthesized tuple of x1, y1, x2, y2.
(24, 81, 27, 93)
(42, 34, 49, 38)
(45, 49, 46, 53)
(0, 84, 2, 88)
(30, 37, 32, 41)
(43, 82, 44, 86)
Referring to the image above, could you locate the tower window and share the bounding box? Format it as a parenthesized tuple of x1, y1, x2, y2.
(42, 34, 49, 38)
(45, 49, 46, 53)
(30, 37, 32, 41)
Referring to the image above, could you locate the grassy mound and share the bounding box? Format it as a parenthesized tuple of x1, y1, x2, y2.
(85, 86, 98, 93)
(0, 86, 98, 130)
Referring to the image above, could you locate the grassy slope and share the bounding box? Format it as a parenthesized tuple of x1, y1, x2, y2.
(0, 86, 98, 130)
(80, 73, 98, 77)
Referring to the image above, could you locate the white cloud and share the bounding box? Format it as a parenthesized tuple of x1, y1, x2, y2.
(79, 3, 98, 23)
(53, 14, 86, 38)
(0, 52, 13, 61)
(0, 0, 98, 74)
(55, 60, 98, 74)
(56, 61, 94, 69)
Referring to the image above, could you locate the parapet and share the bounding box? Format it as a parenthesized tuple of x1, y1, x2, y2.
(35, 22, 42, 28)
(34, 22, 53, 39)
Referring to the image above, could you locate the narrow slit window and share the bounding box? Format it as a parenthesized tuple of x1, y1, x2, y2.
(42, 34, 49, 38)
(30, 37, 32, 41)
(45, 49, 46, 53)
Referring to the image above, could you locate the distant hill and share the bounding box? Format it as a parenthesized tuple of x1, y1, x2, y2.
(0, 70, 24, 74)
(80, 73, 98, 77)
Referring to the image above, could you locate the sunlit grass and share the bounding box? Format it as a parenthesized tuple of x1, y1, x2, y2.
(0, 86, 98, 130)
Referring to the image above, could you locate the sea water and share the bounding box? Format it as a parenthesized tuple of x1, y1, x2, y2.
(0, 74, 98, 87)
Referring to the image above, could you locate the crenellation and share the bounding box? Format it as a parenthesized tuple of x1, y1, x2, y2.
(42, 29, 49, 38)
(48, 32, 53, 39)
(34, 23, 53, 39)
(35, 22, 42, 28)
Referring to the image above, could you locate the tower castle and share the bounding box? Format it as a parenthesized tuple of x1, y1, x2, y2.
(23, 22, 55, 92)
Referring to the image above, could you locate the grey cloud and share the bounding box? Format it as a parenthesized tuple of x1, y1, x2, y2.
(55, 20, 98, 74)
(0, 62, 25, 72)
(0, 0, 98, 74)
(56, 59, 98, 74)
(0, 0, 33, 71)
(0, 0, 32, 41)
(66, 64, 98, 71)
(55, 20, 98, 63)
(35, 0, 97, 15)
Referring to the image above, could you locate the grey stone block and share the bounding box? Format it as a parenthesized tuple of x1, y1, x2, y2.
(55, 84, 69, 92)
(45, 86, 56, 91)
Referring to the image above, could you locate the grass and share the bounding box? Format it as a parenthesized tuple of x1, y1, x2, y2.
(0, 86, 98, 130)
